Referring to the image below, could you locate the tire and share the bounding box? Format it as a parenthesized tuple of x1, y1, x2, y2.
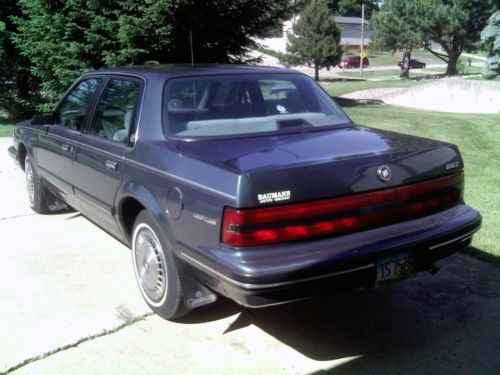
(25, 155, 48, 213)
(131, 210, 188, 319)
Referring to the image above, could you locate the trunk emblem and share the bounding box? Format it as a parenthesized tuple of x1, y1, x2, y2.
(377, 166, 392, 182)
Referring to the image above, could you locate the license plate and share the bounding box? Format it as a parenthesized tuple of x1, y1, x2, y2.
(376, 253, 416, 284)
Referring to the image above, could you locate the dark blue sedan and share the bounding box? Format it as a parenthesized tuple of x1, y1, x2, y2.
(8, 65, 481, 319)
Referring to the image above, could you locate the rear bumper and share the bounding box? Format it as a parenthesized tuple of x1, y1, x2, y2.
(178, 204, 481, 307)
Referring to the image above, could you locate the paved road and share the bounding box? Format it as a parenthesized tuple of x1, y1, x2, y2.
(1, 137, 499, 374)
(253, 51, 485, 79)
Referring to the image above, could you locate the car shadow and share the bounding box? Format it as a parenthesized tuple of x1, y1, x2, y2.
(177, 253, 500, 373)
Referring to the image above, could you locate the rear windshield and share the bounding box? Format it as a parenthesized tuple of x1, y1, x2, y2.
(163, 74, 350, 139)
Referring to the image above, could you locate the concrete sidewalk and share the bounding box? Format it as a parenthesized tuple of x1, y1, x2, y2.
(1, 137, 500, 374)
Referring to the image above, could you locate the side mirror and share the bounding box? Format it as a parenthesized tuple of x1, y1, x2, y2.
(31, 112, 55, 125)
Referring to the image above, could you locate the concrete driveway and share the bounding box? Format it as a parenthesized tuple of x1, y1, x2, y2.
(1, 137, 499, 375)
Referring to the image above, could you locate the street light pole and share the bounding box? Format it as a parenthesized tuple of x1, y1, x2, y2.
(360, 3, 365, 77)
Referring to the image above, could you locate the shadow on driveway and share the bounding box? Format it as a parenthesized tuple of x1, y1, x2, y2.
(179, 252, 500, 374)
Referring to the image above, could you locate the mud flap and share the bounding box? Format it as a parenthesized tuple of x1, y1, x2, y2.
(41, 180, 68, 212)
(174, 258, 218, 310)
(181, 275, 218, 309)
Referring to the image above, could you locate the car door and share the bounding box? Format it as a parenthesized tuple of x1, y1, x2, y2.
(73, 77, 142, 237)
(37, 78, 102, 206)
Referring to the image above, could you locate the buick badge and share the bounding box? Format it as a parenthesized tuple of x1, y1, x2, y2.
(377, 166, 392, 182)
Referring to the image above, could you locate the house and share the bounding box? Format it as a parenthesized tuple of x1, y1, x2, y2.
(334, 16, 372, 50)
(255, 16, 372, 53)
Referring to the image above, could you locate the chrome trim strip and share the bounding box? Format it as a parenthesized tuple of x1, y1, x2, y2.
(125, 158, 236, 201)
(179, 251, 374, 290)
(75, 190, 112, 215)
(429, 229, 478, 250)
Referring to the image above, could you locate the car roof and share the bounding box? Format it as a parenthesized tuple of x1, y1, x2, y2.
(83, 64, 302, 79)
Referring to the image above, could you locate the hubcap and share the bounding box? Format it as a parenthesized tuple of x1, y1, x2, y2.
(133, 224, 167, 304)
(25, 159, 35, 206)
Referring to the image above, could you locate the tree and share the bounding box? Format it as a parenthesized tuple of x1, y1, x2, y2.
(13, 0, 119, 106)
(371, 0, 426, 78)
(372, 0, 497, 76)
(283, 0, 342, 81)
(419, 0, 497, 76)
(295, 0, 380, 18)
(0, 0, 42, 119)
(481, 11, 500, 79)
(11, 0, 293, 109)
(108, 0, 293, 65)
(326, 0, 380, 19)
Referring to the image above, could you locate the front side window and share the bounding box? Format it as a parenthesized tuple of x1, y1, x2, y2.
(89, 79, 140, 143)
(164, 74, 350, 139)
(57, 79, 100, 131)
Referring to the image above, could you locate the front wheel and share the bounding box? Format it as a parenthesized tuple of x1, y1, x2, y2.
(132, 210, 188, 319)
(25, 155, 48, 213)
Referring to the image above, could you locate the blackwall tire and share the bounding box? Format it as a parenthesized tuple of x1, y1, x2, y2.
(132, 210, 188, 320)
(25, 155, 48, 214)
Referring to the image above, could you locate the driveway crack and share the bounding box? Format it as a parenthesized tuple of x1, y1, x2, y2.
(0, 213, 37, 221)
(2, 312, 154, 374)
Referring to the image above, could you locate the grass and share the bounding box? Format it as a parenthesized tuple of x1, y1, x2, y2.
(0, 124, 14, 137)
(321, 79, 433, 97)
(337, 69, 427, 79)
(342, 104, 500, 260)
(467, 75, 500, 81)
(425, 65, 483, 74)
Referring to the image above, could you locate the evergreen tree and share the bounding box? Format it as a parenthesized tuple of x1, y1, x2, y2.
(326, 0, 380, 19)
(481, 11, 500, 79)
(372, 0, 497, 76)
(295, 0, 380, 19)
(419, 0, 497, 75)
(371, 0, 426, 78)
(284, 0, 342, 81)
(10, 0, 293, 109)
(0, 0, 42, 119)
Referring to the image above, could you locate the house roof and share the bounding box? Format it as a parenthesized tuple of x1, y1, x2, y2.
(334, 16, 369, 25)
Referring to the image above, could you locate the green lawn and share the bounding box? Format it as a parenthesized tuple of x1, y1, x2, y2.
(0, 124, 14, 137)
(321, 79, 433, 97)
(336, 69, 428, 79)
(425, 66, 483, 74)
(342, 104, 500, 261)
(467, 75, 500, 81)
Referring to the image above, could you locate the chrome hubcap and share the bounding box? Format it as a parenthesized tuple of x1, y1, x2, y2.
(25, 159, 35, 205)
(133, 224, 167, 303)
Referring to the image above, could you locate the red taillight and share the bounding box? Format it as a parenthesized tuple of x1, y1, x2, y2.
(222, 172, 464, 247)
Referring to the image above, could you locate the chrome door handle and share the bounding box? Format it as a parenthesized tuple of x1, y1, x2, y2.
(61, 144, 71, 152)
(105, 160, 118, 170)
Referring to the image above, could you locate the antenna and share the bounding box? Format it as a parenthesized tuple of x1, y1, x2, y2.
(189, 30, 194, 66)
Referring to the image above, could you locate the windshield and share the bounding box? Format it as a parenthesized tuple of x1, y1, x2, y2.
(163, 73, 350, 139)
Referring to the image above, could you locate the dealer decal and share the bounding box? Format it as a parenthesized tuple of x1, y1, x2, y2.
(257, 190, 291, 204)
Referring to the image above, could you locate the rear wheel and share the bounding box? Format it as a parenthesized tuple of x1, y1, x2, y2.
(25, 155, 48, 213)
(131, 210, 188, 319)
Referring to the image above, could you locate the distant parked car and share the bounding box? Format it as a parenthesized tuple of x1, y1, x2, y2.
(338, 56, 369, 69)
(398, 59, 427, 69)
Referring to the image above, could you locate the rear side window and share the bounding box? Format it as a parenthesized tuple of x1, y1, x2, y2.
(57, 79, 100, 131)
(89, 79, 140, 143)
(163, 74, 350, 139)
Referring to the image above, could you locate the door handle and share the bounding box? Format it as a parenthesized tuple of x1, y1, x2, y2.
(105, 160, 118, 170)
(61, 144, 71, 152)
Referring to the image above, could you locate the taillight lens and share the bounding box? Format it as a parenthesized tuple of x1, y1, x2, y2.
(222, 172, 464, 247)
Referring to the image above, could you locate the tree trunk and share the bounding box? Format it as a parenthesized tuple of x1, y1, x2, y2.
(314, 65, 319, 81)
(446, 48, 461, 76)
(400, 48, 411, 79)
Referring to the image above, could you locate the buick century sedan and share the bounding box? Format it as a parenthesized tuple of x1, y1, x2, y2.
(8, 65, 481, 319)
